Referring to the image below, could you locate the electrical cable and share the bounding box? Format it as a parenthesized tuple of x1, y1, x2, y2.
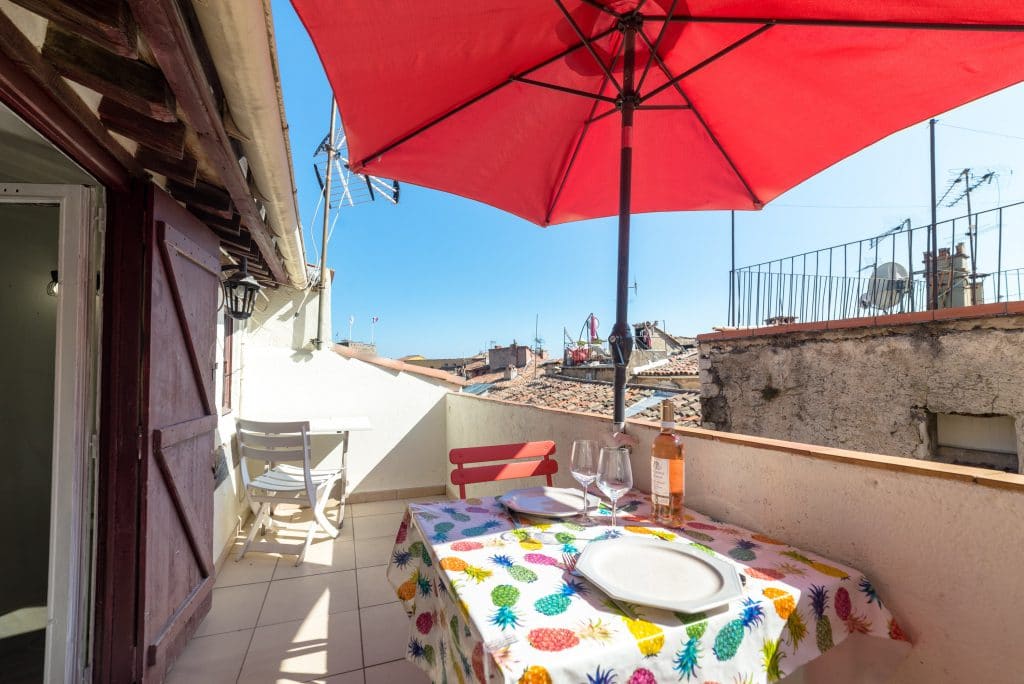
(938, 123, 1024, 143)
(772, 203, 930, 210)
(307, 188, 324, 266)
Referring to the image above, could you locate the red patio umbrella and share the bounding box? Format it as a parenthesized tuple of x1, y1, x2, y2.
(291, 0, 1024, 429)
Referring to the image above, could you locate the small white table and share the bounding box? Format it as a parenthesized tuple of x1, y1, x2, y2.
(306, 416, 372, 523)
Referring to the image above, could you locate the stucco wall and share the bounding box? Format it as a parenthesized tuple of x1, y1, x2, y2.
(447, 394, 1024, 684)
(699, 314, 1024, 472)
(211, 312, 245, 563)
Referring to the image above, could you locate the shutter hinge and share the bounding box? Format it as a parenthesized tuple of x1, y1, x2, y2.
(94, 204, 106, 232)
(90, 433, 98, 461)
(137, 425, 144, 461)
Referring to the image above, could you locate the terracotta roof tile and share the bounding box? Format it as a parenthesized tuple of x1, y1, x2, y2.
(486, 374, 701, 426)
(637, 351, 699, 376)
(333, 344, 466, 386)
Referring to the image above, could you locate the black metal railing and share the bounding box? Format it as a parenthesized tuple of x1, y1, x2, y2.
(729, 201, 1024, 327)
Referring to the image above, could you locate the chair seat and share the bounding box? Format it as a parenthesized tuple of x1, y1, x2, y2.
(250, 463, 341, 492)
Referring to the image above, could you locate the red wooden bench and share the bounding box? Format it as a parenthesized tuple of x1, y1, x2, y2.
(449, 441, 558, 499)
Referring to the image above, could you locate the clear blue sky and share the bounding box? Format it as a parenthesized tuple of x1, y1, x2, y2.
(273, 1, 1024, 359)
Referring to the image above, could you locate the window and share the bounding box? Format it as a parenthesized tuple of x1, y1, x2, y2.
(932, 413, 1018, 473)
(221, 312, 233, 413)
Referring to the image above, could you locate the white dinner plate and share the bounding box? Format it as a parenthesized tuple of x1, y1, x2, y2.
(499, 486, 599, 518)
(575, 537, 743, 614)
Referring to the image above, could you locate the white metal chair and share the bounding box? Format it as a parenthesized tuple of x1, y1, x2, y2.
(236, 419, 344, 565)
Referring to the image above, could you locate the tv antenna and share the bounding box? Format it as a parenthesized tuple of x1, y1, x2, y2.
(312, 100, 400, 350)
(936, 168, 995, 288)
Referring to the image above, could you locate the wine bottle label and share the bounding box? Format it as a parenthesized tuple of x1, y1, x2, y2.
(652, 458, 670, 499)
(652, 457, 684, 504)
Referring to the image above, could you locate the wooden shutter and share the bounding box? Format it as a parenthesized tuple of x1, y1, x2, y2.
(138, 189, 220, 680)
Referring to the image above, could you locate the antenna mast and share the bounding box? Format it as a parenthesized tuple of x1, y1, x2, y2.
(314, 99, 338, 350)
(311, 100, 399, 350)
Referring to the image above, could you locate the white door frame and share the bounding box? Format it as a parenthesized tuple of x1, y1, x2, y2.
(0, 184, 102, 683)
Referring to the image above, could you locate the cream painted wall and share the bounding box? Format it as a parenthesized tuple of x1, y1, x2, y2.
(240, 270, 453, 493)
(211, 311, 246, 562)
(447, 394, 1024, 684)
(210, 269, 455, 562)
(0, 204, 59, 616)
(239, 345, 451, 493)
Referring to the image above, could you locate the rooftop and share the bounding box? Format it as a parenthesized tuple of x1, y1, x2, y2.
(635, 350, 700, 376)
(484, 373, 701, 425)
(333, 344, 466, 386)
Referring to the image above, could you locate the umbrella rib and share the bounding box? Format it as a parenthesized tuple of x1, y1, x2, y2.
(635, 0, 680, 95)
(354, 26, 617, 169)
(512, 76, 618, 103)
(552, 0, 622, 94)
(657, 16, 1024, 32)
(585, 107, 619, 125)
(544, 120, 593, 225)
(636, 30, 762, 206)
(640, 23, 773, 104)
(545, 36, 626, 224)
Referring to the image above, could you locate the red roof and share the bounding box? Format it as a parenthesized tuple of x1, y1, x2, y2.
(333, 345, 466, 386)
(486, 374, 700, 426)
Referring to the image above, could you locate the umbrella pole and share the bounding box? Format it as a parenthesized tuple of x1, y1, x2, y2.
(611, 18, 638, 431)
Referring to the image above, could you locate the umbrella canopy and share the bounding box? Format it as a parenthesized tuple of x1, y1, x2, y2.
(293, 0, 1024, 426)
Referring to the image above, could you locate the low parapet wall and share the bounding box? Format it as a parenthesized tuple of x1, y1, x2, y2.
(446, 393, 1024, 683)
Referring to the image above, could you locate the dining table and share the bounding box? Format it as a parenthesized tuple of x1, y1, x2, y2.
(386, 491, 908, 683)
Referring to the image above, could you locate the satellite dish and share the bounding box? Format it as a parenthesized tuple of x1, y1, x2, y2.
(860, 262, 909, 311)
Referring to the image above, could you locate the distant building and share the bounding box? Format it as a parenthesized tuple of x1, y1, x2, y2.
(561, 322, 697, 388)
(336, 340, 377, 356)
(401, 354, 483, 375)
(632, 321, 686, 353)
(487, 341, 537, 371)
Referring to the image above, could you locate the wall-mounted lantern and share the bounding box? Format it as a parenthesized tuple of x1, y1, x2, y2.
(46, 270, 59, 297)
(221, 257, 260, 320)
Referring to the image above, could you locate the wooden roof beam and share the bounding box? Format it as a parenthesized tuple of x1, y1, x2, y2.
(7, 0, 138, 58)
(99, 97, 185, 158)
(0, 10, 136, 189)
(42, 24, 175, 122)
(136, 146, 197, 186)
(126, 0, 289, 286)
(166, 179, 231, 215)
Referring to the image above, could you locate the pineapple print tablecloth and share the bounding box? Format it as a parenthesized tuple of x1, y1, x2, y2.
(386, 494, 907, 684)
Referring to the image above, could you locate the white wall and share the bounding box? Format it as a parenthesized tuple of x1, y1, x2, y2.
(447, 394, 1024, 684)
(209, 271, 454, 561)
(211, 311, 245, 562)
(0, 204, 59, 616)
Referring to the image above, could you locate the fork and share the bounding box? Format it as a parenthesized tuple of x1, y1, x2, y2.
(561, 551, 582, 576)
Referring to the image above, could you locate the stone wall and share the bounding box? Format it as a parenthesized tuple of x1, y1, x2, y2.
(698, 310, 1024, 472)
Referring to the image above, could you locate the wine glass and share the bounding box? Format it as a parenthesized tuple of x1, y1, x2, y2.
(570, 440, 599, 522)
(597, 447, 633, 528)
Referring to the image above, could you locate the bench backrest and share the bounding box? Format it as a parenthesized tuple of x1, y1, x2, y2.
(448, 441, 557, 499)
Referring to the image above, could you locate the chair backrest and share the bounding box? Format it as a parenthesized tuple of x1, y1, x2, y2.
(448, 441, 557, 499)
(236, 419, 313, 491)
